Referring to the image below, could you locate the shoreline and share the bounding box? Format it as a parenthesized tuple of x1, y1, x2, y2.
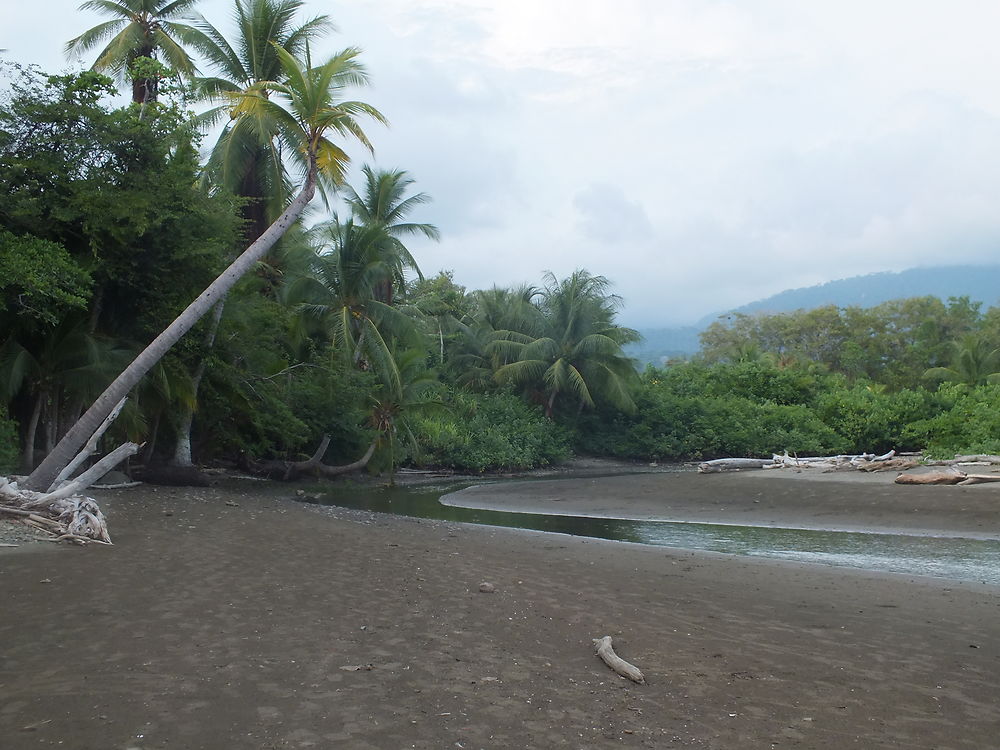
(441, 467, 1000, 540)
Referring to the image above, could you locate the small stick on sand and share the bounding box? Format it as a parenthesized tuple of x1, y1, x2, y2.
(593, 635, 645, 684)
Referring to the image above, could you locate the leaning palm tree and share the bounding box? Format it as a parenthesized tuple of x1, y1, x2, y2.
(65, 0, 210, 103)
(24, 45, 385, 492)
(493, 270, 640, 419)
(191, 0, 334, 241)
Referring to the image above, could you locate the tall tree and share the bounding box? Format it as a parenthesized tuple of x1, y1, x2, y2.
(65, 0, 210, 103)
(343, 165, 438, 304)
(287, 218, 420, 393)
(24, 45, 385, 491)
(192, 0, 334, 241)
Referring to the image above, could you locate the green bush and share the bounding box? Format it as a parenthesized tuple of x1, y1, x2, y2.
(409, 391, 571, 471)
(814, 384, 933, 453)
(903, 384, 1000, 456)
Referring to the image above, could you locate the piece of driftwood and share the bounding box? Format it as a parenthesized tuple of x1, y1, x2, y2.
(243, 437, 377, 481)
(697, 458, 772, 473)
(895, 470, 966, 485)
(924, 455, 1000, 466)
(957, 474, 1000, 486)
(857, 458, 920, 472)
(593, 635, 645, 684)
(50, 397, 128, 490)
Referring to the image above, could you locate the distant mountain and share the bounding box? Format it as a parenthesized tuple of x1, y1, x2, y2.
(628, 265, 1000, 367)
(694, 265, 1000, 327)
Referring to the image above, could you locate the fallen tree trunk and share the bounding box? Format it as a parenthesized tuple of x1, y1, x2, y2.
(0, 440, 138, 544)
(894, 470, 966, 485)
(243, 438, 377, 481)
(697, 458, 772, 473)
(593, 635, 645, 684)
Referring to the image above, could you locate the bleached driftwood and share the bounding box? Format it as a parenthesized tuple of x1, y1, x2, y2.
(50, 397, 127, 490)
(697, 458, 772, 473)
(702, 451, 901, 474)
(0, 441, 138, 544)
(39, 443, 140, 504)
(923, 455, 1000, 466)
(593, 635, 645, 684)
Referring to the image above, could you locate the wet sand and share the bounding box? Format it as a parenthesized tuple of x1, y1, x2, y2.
(1, 476, 999, 749)
(444, 468, 1000, 538)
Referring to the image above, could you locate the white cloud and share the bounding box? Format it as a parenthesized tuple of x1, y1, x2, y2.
(7, 1, 1000, 325)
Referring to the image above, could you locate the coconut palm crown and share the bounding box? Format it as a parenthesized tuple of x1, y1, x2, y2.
(65, 0, 210, 102)
(191, 0, 335, 239)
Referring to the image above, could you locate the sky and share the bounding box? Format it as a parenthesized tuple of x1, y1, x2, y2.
(6, 0, 1000, 326)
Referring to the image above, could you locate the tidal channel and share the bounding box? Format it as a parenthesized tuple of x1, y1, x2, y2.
(308, 480, 1000, 586)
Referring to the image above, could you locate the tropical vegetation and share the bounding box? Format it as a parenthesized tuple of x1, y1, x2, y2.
(3, 0, 1000, 488)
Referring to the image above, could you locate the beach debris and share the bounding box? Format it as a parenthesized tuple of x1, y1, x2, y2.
(593, 635, 645, 684)
(478, 582, 496, 593)
(241, 435, 376, 481)
(895, 470, 1000, 486)
(339, 664, 374, 671)
(697, 458, 772, 473)
(0, 399, 138, 544)
(699, 450, 912, 474)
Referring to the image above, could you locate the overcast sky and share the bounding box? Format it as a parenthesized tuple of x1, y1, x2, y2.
(7, 1, 1000, 326)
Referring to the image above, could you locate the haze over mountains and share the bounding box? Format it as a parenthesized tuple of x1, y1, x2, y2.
(629, 265, 1000, 366)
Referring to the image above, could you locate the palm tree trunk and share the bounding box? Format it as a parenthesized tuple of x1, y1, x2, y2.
(21, 393, 43, 472)
(172, 297, 226, 467)
(24, 166, 318, 492)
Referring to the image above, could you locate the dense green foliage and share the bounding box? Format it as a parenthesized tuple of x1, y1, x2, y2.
(4, 1, 1000, 482)
(407, 391, 571, 472)
(0, 407, 17, 473)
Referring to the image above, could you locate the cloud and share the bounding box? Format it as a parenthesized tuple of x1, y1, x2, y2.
(11, 0, 1000, 328)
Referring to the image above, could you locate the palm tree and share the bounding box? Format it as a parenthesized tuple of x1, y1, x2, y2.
(192, 0, 334, 241)
(24, 45, 385, 491)
(924, 334, 1000, 387)
(65, 0, 210, 103)
(368, 347, 444, 482)
(343, 165, 439, 304)
(493, 270, 640, 419)
(286, 217, 421, 394)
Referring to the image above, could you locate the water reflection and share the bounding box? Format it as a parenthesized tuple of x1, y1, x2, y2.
(307, 481, 1000, 586)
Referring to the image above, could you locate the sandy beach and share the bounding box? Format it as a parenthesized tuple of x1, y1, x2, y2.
(443, 468, 1000, 538)
(1, 471, 999, 749)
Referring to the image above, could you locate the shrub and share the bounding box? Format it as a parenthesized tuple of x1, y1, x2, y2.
(409, 391, 571, 471)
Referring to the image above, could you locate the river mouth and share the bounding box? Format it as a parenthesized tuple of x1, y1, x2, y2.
(306, 479, 1000, 586)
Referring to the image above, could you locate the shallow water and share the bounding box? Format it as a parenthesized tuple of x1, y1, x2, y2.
(310, 480, 1000, 586)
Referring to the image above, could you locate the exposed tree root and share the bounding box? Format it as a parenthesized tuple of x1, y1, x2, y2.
(242, 437, 377, 481)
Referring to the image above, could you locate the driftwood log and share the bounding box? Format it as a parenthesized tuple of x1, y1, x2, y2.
(593, 635, 645, 684)
(242, 436, 377, 481)
(697, 458, 772, 473)
(895, 470, 967, 485)
(699, 451, 900, 474)
(0, 403, 139, 543)
(895, 470, 1000, 486)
